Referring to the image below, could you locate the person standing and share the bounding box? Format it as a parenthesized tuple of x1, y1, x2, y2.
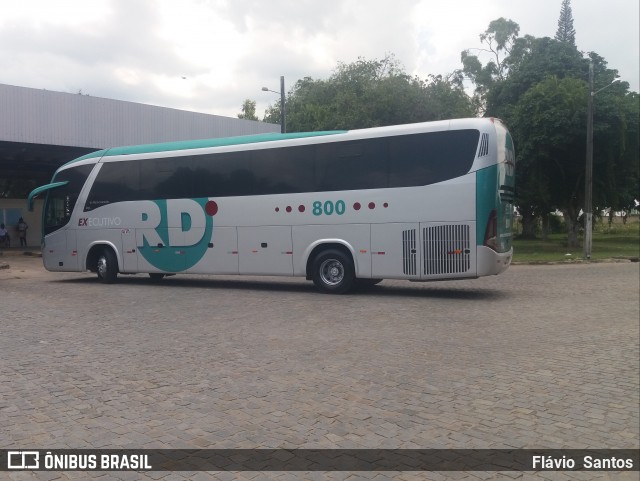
(0, 223, 9, 247)
(17, 217, 28, 247)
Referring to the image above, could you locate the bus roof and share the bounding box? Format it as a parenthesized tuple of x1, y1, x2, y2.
(59, 118, 508, 170)
(63, 130, 347, 168)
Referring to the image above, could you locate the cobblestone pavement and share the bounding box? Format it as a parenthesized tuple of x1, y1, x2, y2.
(1, 256, 638, 481)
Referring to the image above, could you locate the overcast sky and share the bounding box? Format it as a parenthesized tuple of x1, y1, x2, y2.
(1, 0, 638, 120)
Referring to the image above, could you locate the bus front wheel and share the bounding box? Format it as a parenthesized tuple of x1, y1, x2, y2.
(97, 248, 118, 284)
(312, 249, 355, 294)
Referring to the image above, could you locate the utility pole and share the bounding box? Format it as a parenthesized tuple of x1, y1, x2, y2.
(584, 61, 594, 259)
(262, 76, 286, 133)
(280, 76, 286, 134)
(584, 62, 620, 260)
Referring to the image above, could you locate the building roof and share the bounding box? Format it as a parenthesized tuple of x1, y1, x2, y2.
(0, 83, 278, 188)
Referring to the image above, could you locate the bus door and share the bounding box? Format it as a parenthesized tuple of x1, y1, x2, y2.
(42, 230, 67, 271)
(65, 229, 79, 270)
(43, 229, 78, 272)
(371, 223, 421, 279)
(238, 226, 293, 276)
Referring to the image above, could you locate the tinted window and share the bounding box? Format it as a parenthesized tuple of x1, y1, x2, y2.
(85, 161, 139, 210)
(193, 151, 253, 197)
(83, 129, 480, 205)
(140, 157, 192, 200)
(252, 145, 315, 195)
(388, 130, 479, 188)
(316, 139, 388, 191)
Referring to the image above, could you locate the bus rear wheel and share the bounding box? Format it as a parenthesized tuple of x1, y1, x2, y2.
(97, 248, 118, 284)
(312, 249, 355, 294)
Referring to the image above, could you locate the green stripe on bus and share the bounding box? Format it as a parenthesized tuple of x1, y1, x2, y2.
(60, 130, 347, 168)
(476, 164, 498, 245)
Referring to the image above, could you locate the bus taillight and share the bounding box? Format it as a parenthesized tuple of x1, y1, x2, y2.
(484, 209, 498, 251)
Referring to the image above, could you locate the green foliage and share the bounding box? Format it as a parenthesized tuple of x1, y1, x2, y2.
(487, 37, 587, 118)
(459, 18, 520, 110)
(237, 99, 258, 121)
(463, 15, 639, 247)
(263, 55, 475, 132)
(482, 17, 521, 54)
(593, 90, 640, 214)
(511, 76, 588, 245)
(555, 0, 576, 45)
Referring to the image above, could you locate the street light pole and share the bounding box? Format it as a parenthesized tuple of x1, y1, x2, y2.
(280, 76, 286, 134)
(584, 61, 594, 260)
(262, 76, 286, 133)
(584, 62, 620, 260)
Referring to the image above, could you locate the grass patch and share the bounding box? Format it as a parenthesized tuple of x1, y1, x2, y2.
(513, 217, 640, 263)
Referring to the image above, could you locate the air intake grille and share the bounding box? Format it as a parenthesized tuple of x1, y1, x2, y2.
(478, 133, 490, 157)
(402, 229, 417, 275)
(423, 224, 471, 276)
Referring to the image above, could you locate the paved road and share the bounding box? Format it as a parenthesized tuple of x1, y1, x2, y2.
(1, 256, 638, 480)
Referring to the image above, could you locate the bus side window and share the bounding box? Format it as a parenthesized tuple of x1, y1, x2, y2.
(252, 145, 315, 195)
(85, 161, 139, 209)
(389, 131, 479, 188)
(316, 139, 387, 192)
(389, 134, 432, 188)
(192, 152, 253, 197)
(139, 158, 192, 200)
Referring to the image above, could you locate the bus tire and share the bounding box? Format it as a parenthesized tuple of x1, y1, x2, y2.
(96, 248, 118, 284)
(149, 273, 165, 281)
(312, 249, 355, 294)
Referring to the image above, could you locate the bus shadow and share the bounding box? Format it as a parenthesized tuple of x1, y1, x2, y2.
(358, 284, 506, 300)
(57, 275, 504, 300)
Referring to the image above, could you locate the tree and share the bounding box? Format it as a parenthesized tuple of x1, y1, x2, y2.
(466, 31, 588, 240)
(237, 99, 258, 121)
(265, 55, 475, 132)
(462, 18, 639, 247)
(512, 76, 588, 246)
(512, 73, 638, 247)
(460, 18, 520, 112)
(555, 0, 576, 46)
(487, 37, 586, 119)
(592, 86, 639, 221)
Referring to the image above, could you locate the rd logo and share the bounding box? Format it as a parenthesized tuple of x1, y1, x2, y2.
(136, 198, 215, 272)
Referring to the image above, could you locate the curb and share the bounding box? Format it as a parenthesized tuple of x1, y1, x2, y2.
(512, 257, 638, 265)
(0, 250, 42, 258)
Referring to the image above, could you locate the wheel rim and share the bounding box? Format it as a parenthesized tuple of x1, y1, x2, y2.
(319, 258, 344, 286)
(97, 256, 107, 278)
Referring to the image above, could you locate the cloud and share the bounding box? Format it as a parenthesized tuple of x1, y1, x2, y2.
(0, 0, 637, 120)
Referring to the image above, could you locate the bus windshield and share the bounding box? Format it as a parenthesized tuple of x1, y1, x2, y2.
(43, 164, 94, 235)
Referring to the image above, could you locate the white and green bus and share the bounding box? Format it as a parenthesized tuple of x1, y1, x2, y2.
(28, 118, 515, 293)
